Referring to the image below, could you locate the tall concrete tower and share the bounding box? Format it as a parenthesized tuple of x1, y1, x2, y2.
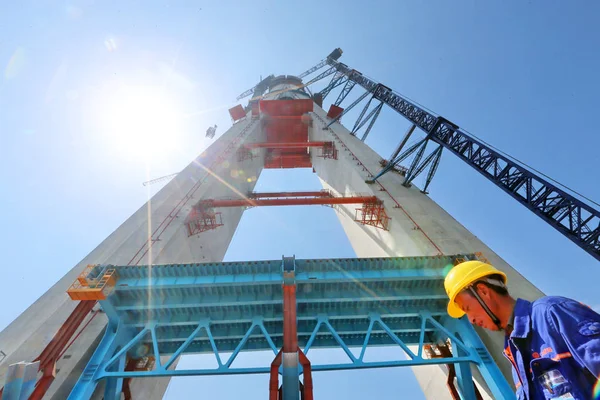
(0, 50, 547, 400)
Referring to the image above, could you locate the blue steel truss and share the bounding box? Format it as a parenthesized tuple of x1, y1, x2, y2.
(317, 72, 346, 101)
(334, 79, 356, 106)
(350, 96, 384, 142)
(67, 255, 514, 400)
(324, 57, 600, 262)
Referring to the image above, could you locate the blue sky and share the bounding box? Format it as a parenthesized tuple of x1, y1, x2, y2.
(1, 1, 600, 398)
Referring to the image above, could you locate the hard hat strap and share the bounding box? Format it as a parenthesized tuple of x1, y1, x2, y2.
(468, 286, 502, 328)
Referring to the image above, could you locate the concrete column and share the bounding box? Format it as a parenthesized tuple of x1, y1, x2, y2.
(0, 113, 266, 399)
(309, 104, 543, 400)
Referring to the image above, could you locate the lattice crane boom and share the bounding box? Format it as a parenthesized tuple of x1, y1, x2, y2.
(297, 59, 327, 79)
(236, 86, 256, 101)
(236, 49, 343, 101)
(141, 173, 178, 186)
(319, 52, 600, 262)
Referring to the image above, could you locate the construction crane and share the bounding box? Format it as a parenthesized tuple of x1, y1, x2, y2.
(283, 49, 600, 262)
(236, 75, 275, 101)
(236, 48, 343, 101)
(297, 59, 328, 79)
(141, 173, 178, 186)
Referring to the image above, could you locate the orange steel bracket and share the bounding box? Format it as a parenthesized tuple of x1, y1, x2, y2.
(269, 350, 283, 400)
(28, 300, 97, 400)
(298, 349, 314, 400)
(67, 267, 118, 301)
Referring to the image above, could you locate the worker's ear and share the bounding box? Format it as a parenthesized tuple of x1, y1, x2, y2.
(475, 282, 491, 300)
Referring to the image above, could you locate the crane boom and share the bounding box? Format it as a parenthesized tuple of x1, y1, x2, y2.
(297, 59, 327, 79)
(236, 86, 256, 101)
(236, 75, 276, 101)
(142, 173, 178, 186)
(324, 56, 600, 262)
(236, 49, 343, 102)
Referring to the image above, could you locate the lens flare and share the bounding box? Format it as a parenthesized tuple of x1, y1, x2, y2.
(94, 84, 184, 163)
(104, 37, 118, 52)
(5, 47, 26, 79)
(442, 263, 454, 277)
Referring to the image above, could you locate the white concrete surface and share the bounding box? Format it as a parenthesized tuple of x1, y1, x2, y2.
(0, 113, 266, 399)
(309, 104, 543, 400)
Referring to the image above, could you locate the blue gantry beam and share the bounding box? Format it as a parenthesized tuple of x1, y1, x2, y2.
(67, 255, 514, 400)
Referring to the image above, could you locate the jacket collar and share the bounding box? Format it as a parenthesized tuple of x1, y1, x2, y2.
(509, 298, 532, 339)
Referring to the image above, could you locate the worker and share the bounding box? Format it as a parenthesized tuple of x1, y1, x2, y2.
(444, 260, 600, 399)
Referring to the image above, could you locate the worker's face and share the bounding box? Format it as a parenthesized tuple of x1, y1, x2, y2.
(454, 284, 501, 331)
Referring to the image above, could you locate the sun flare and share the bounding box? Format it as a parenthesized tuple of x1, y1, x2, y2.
(98, 85, 183, 162)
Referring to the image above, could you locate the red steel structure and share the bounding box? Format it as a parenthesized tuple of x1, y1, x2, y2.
(242, 141, 338, 163)
(269, 259, 313, 400)
(249, 191, 332, 199)
(260, 99, 315, 169)
(200, 194, 380, 208)
(186, 191, 390, 236)
(244, 141, 331, 149)
(29, 301, 96, 400)
(424, 343, 483, 400)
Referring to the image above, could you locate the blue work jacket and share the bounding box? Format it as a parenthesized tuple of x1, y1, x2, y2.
(503, 296, 600, 399)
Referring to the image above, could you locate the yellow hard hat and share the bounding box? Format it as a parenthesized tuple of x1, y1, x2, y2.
(444, 260, 507, 318)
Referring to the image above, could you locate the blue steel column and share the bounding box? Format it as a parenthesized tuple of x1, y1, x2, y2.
(2, 361, 39, 400)
(66, 322, 131, 400)
(443, 317, 516, 400)
(103, 354, 126, 400)
(454, 342, 477, 400)
(281, 256, 299, 400)
(67, 297, 131, 400)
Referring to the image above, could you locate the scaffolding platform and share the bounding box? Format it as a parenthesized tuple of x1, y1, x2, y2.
(66, 255, 513, 400)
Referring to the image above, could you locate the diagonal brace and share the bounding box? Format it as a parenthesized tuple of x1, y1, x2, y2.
(367, 138, 428, 183)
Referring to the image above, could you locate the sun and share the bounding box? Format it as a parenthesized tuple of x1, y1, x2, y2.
(98, 84, 183, 162)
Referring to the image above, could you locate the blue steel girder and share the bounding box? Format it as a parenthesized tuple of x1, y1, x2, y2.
(112, 284, 447, 310)
(126, 300, 448, 326)
(68, 255, 514, 400)
(326, 57, 600, 262)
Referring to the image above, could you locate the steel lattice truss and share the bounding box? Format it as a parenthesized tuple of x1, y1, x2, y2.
(315, 57, 600, 262)
(66, 256, 513, 400)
